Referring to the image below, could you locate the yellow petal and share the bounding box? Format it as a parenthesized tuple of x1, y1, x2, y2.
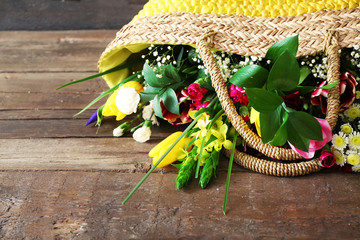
(250, 108, 260, 124)
(149, 132, 182, 157)
(154, 137, 192, 168)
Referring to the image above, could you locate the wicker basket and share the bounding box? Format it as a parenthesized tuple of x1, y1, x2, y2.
(98, 0, 360, 176)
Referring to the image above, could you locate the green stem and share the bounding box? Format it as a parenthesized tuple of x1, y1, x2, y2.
(122, 113, 202, 205)
(56, 59, 143, 90)
(195, 108, 225, 178)
(223, 132, 237, 215)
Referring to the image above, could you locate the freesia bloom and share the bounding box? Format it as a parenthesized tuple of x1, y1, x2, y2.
(102, 81, 143, 120)
(311, 72, 357, 113)
(149, 131, 192, 167)
(113, 122, 131, 137)
(319, 150, 336, 168)
(142, 101, 159, 126)
(86, 109, 98, 126)
(229, 84, 249, 105)
(162, 91, 192, 125)
(133, 122, 152, 143)
(289, 118, 332, 159)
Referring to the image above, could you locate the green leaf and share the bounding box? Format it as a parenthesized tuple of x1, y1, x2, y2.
(164, 64, 181, 82)
(245, 88, 283, 113)
(176, 47, 184, 68)
(160, 88, 180, 115)
(259, 106, 282, 143)
(299, 66, 311, 84)
(56, 58, 143, 90)
(287, 122, 310, 152)
(269, 111, 288, 146)
(140, 85, 161, 103)
(230, 65, 269, 88)
(153, 95, 163, 118)
(143, 62, 159, 87)
(265, 35, 299, 62)
(318, 81, 339, 89)
(267, 50, 300, 92)
(287, 111, 322, 141)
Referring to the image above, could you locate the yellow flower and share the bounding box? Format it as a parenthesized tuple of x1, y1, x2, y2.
(347, 152, 360, 166)
(209, 123, 233, 151)
(356, 91, 360, 99)
(332, 148, 345, 166)
(352, 165, 360, 172)
(102, 81, 143, 120)
(331, 133, 348, 150)
(340, 123, 353, 135)
(348, 132, 360, 150)
(344, 104, 360, 120)
(149, 132, 192, 168)
(250, 108, 261, 137)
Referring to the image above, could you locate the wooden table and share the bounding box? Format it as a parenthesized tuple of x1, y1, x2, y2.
(0, 30, 359, 239)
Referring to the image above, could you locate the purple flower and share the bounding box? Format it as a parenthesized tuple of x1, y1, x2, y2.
(86, 109, 98, 126)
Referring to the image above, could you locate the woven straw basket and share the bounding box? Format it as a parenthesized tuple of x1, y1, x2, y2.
(98, 0, 360, 177)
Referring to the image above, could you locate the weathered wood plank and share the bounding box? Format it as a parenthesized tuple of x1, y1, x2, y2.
(0, 119, 184, 138)
(0, 92, 105, 110)
(0, 109, 92, 120)
(0, 171, 358, 239)
(0, 30, 117, 72)
(0, 138, 246, 173)
(0, 138, 155, 172)
(0, 0, 146, 31)
(0, 72, 107, 93)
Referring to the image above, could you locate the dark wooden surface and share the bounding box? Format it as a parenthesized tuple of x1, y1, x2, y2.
(1, 30, 360, 239)
(0, 0, 146, 30)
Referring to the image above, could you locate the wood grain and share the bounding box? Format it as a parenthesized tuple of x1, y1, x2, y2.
(0, 0, 146, 30)
(0, 29, 359, 239)
(0, 171, 358, 239)
(0, 30, 117, 72)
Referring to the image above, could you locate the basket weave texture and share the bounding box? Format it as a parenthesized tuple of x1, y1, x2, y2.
(98, 2, 360, 176)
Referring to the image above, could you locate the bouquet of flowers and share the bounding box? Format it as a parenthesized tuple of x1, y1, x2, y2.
(58, 1, 360, 213)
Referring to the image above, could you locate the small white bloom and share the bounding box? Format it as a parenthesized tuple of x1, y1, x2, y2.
(133, 125, 151, 143)
(153, 51, 158, 56)
(142, 101, 159, 126)
(113, 127, 124, 137)
(115, 86, 140, 115)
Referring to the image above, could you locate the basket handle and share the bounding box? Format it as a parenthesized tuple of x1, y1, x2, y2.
(196, 30, 340, 161)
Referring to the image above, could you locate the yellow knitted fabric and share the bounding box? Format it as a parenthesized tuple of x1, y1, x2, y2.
(134, 0, 360, 19)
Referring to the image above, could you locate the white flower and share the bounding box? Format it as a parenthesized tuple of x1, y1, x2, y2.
(113, 127, 124, 137)
(115, 86, 140, 115)
(142, 101, 159, 126)
(348, 132, 360, 150)
(331, 132, 348, 150)
(133, 125, 152, 143)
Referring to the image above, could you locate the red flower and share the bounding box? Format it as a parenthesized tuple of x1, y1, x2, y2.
(319, 150, 336, 168)
(229, 84, 249, 105)
(182, 83, 208, 101)
(281, 91, 305, 111)
(311, 72, 357, 113)
(161, 91, 192, 125)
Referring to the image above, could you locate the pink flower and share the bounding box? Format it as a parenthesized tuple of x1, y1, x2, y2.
(289, 118, 332, 159)
(192, 100, 210, 110)
(181, 83, 208, 101)
(311, 72, 357, 113)
(281, 91, 305, 111)
(319, 150, 336, 168)
(229, 84, 249, 105)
